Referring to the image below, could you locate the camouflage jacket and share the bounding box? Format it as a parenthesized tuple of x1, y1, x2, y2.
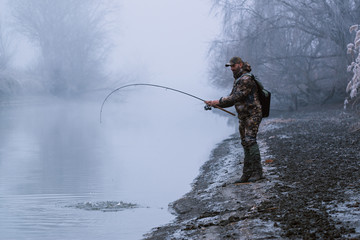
(218, 70, 262, 119)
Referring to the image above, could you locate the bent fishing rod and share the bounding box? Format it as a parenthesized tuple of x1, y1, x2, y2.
(99, 83, 236, 123)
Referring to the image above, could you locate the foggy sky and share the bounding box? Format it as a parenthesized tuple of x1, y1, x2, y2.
(108, 0, 221, 90)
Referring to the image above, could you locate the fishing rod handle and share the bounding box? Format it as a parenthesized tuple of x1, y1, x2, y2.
(214, 106, 236, 116)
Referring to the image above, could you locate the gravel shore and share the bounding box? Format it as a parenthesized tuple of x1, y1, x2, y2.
(144, 105, 360, 240)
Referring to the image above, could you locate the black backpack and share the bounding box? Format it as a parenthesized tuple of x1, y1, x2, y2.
(239, 73, 271, 118)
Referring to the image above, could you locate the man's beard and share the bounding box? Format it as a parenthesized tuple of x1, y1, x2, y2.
(232, 68, 242, 79)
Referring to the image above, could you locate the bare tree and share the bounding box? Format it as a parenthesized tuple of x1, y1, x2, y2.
(0, 23, 19, 97)
(10, 0, 112, 96)
(209, 0, 360, 110)
(0, 23, 11, 71)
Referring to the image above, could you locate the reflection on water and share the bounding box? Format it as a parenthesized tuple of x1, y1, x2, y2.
(0, 94, 234, 240)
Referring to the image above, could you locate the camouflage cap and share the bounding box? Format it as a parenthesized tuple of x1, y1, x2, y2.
(225, 57, 243, 67)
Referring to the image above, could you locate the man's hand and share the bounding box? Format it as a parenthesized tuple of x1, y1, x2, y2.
(204, 100, 236, 116)
(205, 100, 219, 107)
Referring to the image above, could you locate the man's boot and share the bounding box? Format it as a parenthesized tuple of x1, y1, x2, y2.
(249, 143, 263, 181)
(234, 146, 253, 183)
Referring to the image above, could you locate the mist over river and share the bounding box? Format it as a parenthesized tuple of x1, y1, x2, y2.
(0, 92, 234, 240)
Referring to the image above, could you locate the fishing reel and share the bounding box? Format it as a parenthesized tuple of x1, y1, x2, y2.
(204, 104, 212, 111)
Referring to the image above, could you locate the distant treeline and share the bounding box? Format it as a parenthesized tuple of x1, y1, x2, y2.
(0, 0, 114, 97)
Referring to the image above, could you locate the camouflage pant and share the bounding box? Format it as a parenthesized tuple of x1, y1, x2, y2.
(238, 115, 262, 147)
(239, 115, 263, 176)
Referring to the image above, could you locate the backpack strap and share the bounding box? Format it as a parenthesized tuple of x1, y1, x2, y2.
(235, 73, 265, 94)
(235, 73, 262, 88)
(235, 73, 253, 85)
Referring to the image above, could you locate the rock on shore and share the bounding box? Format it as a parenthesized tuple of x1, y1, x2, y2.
(144, 106, 360, 240)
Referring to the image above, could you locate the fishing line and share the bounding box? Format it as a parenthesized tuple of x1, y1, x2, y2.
(99, 83, 235, 123)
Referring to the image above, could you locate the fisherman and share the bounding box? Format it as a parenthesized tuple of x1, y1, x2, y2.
(205, 57, 263, 183)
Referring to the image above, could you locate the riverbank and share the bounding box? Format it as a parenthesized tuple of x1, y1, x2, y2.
(144, 105, 360, 239)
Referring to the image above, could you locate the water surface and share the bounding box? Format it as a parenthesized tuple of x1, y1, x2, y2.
(0, 94, 234, 239)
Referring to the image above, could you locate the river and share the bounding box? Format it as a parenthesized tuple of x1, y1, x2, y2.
(0, 92, 234, 240)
